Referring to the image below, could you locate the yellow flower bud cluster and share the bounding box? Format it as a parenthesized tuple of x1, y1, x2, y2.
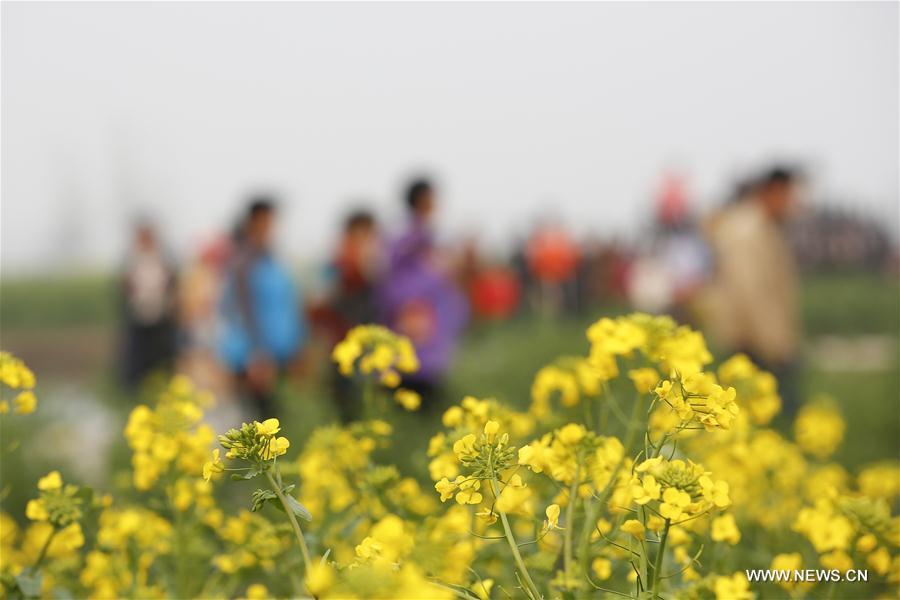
(25, 471, 83, 529)
(217, 418, 291, 464)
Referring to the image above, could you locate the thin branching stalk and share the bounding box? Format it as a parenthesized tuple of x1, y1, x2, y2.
(489, 476, 542, 600)
(650, 519, 671, 599)
(265, 470, 313, 568)
(563, 463, 580, 583)
(576, 392, 646, 579)
(32, 526, 57, 568)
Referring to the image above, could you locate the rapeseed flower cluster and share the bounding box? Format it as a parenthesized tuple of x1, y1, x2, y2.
(717, 353, 781, 425)
(2, 315, 899, 600)
(0, 351, 38, 415)
(124, 375, 215, 490)
(793, 396, 846, 459)
(331, 325, 425, 413)
(332, 324, 417, 386)
(529, 356, 609, 418)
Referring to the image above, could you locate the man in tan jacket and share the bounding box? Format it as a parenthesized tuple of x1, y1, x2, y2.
(703, 167, 802, 408)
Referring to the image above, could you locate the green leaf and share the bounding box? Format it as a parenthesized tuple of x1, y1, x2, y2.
(250, 487, 312, 521)
(232, 465, 264, 481)
(15, 570, 42, 598)
(279, 493, 313, 522)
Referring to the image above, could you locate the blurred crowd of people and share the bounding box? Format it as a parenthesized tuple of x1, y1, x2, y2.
(120, 179, 471, 420)
(117, 167, 897, 420)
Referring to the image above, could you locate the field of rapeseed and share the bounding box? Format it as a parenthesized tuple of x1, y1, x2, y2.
(1, 314, 899, 600)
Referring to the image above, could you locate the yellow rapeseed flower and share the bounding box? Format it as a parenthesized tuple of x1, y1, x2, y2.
(255, 418, 281, 436)
(592, 557, 612, 580)
(628, 368, 659, 394)
(621, 519, 644, 538)
(713, 572, 752, 600)
(545, 504, 561, 529)
(711, 514, 741, 545)
(394, 388, 421, 411)
(37, 471, 63, 491)
(244, 583, 270, 600)
(13, 391, 37, 415)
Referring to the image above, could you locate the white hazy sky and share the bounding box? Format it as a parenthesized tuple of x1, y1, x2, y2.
(2, 1, 898, 274)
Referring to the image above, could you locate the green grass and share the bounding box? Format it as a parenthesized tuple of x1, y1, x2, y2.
(0, 275, 117, 330)
(801, 273, 899, 336)
(1, 272, 898, 335)
(801, 367, 900, 469)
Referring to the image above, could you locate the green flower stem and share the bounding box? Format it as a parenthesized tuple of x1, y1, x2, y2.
(576, 392, 646, 579)
(32, 526, 57, 568)
(174, 508, 188, 598)
(265, 470, 313, 569)
(638, 506, 649, 592)
(624, 393, 646, 456)
(490, 477, 542, 600)
(363, 380, 373, 420)
(650, 519, 671, 599)
(576, 497, 598, 580)
(197, 571, 223, 599)
(563, 465, 580, 583)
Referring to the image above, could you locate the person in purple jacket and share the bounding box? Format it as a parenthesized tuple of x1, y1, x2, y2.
(377, 178, 468, 410)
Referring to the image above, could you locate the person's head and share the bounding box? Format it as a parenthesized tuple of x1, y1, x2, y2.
(245, 196, 276, 249)
(755, 166, 802, 222)
(343, 209, 376, 240)
(134, 221, 157, 251)
(405, 178, 435, 221)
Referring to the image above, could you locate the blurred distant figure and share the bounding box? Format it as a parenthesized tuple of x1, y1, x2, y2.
(470, 265, 521, 321)
(525, 221, 580, 315)
(377, 179, 468, 409)
(177, 234, 232, 395)
(328, 210, 382, 341)
(313, 209, 383, 422)
(704, 167, 803, 409)
(120, 221, 178, 388)
(219, 198, 305, 418)
(458, 237, 521, 322)
(577, 237, 631, 309)
(629, 173, 712, 321)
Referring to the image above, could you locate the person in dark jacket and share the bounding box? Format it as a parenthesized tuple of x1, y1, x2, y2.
(120, 221, 178, 388)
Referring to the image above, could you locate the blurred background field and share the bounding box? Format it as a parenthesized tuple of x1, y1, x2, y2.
(1, 271, 896, 518)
